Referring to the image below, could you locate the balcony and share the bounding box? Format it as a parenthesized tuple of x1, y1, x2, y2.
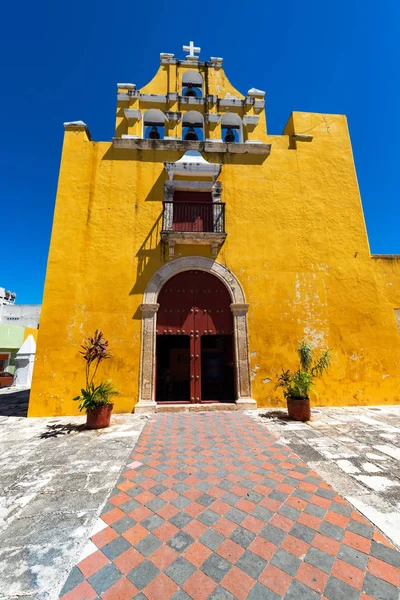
(161, 201, 226, 258)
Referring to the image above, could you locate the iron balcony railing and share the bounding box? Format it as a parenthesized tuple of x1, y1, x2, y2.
(162, 201, 226, 234)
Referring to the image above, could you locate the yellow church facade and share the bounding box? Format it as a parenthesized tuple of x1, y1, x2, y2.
(29, 43, 400, 417)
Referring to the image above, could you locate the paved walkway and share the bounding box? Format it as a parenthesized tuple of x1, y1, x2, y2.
(249, 405, 400, 547)
(61, 412, 400, 600)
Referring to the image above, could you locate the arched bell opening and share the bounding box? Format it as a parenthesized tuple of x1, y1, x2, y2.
(182, 70, 203, 98)
(182, 110, 204, 141)
(221, 113, 242, 143)
(143, 109, 165, 140)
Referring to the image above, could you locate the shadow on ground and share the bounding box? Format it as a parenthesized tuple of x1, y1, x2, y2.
(260, 409, 290, 423)
(40, 423, 87, 438)
(0, 389, 29, 417)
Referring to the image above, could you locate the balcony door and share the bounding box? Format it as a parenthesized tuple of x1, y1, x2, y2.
(156, 270, 234, 403)
(172, 191, 213, 233)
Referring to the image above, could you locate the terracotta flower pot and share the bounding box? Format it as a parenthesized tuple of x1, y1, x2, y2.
(287, 397, 310, 421)
(86, 404, 114, 429)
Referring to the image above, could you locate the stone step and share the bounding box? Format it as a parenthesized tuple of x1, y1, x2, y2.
(156, 403, 238, 413)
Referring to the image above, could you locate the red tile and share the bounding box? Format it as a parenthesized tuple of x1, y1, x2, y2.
(109, 492, 131, 507)
(332, 558, 364, 590)
(259, 564, 292, 596)
(183, 540, 213, 567)
(343, 531, 371, 554)
(183, 518, 208, 538)
(113, 546, 144, 575)
(135, 490, 156, 505)
(217, 539, 245, 563)
(210, 500, 231, 516)
(156, 504, 179, 520)
(122, 523, 148, 545)
(159, 489, 179, 502)
(116, 480, 135, 492)
(260, 497, 282, 512)
(241, 515, 265, 534)
(269, 513, 294, 532)
(310, 495, 331, 509)
(208, 486, 226, 499)
(372, 529, 395, 549)
(296, 561, 329, 593)
(184, 502, 205, 518)
(213, 517, 237, 537)
(140, 478, 157, 490)
(91, 526, 119, 549)
(129, 505, 152, 521)
(230, 484, 248, 497)
(101, 508, 125, 526)
(351, 510, 370, 525)
(312, 533, 340, 556)
(60, 580, 97, 600)
(276, 482, 295, 495)
(281, 534, 310, 558)
(77, 550, 109, 578)
(183, 487, 203, 500)
(286, 496, 308, 511)
(298, 512, 322, 531)
(248, 537, 278, 561)
(182, 569, 217, 600)
(152, 521, 179, 542)
(325, 511, 349, 529)
(149, 545, 179, 570)
(221, 565, 255, 600)
(235, 498, 256, 513)
(367, 556, 400, 587)
(101, 576, 138, 599)
(142, 573, 178, 600)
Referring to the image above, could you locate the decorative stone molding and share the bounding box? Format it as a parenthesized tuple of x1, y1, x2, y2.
(293, 133, 314, 142)
(243, 115, 260, 126)
(135, 258, 256, 413)
(112, 138, 271, 156)
(165, 111, 181, 121)
(205, 113, 221, 124)
(124, 109, 141, 120)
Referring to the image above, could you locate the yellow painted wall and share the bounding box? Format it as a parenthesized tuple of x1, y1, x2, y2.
(29, 59, 400, 416)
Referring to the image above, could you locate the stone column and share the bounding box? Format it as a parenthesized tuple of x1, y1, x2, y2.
(230, 303, 257, 409)
(135, 303, 159, 414)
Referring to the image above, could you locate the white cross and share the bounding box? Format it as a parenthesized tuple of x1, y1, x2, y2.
(183, 40, 200, 59)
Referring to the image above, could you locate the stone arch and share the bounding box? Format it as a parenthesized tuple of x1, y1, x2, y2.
(136, 257, 256, 413)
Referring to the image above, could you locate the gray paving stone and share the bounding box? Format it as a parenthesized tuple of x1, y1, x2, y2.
(278, 504, 300, 521)
(225, 507, 247, 524)
(165, 556, 197, 585)
(305, 503, 326, 518)
(167, 531, 195, 553)
(171, 589, 193, 600)
(111, 515, 136, 534)
(173, 483, 190, 494)
(337, 544, 369, 570)
(207, 585, 236, 599)
(269, 490, 287, 502)
(88, 563, 122, 595)
(141, 513, 164, 531)
(293, 489, 313, 502)
(197, 509, 220, 526)
(101, 535, 131, 560)
(305, 547, 336, 573)
(260, 523, 286, 546)
(285, 580, 320, 600)
(270, 548, 301, 576)
(169, 512, 192, 529)
(370, 540, 400, 567)
(200, 552, 232, 583)
(230, 526, 256, 548)
(145, 497, 166, 512)
(319, 521, 345, 542)
(150, 483, 168, 496)
(246, 490, 263, 504)
(134, 533, 163, 556)
(119, 498, 141, 514)
(324, 575, 362, 600)
(171, 496, 192, 509)
(127, 559, 160, 589)
(362, 572, 398, 600)
(315, 487, 336, 500)
(247, 582, 281, 600)
(290, 522, 316, 544)
(235, 549, 267, 579)
(221, 492, 241, 506)
(196, 481, 213, 492)
(347, 519, 373, 539)
(330, 502, 352, 517)
(197, 493, 217, 507)
(59, 567, 84, 595)
(218, 480, 234, 491)
(252, 506, 274, 523)
(199, 529, 225, 550)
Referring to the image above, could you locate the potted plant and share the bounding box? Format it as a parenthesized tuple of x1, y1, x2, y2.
(276, 341, 331, 421)
(73, 330, 119, 429)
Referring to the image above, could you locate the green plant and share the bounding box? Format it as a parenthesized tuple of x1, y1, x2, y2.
(276, 340, 331, 400)
(73, 330, 119, 412)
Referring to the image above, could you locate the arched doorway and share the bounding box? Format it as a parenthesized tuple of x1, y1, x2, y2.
(156, 270, 235, 403)
(136, 256, 256, 413)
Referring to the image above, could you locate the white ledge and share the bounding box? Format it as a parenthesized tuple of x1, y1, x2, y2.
(117, 83, 136, 89)
(243, 115, 260, 126)
(247, 87, 265, 97)
(124, 109, 141, 120)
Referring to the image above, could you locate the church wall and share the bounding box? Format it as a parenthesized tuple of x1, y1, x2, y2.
(29, 67, 400, 416)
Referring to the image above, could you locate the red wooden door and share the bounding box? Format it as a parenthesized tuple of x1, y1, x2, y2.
(157, 270, 232, 402)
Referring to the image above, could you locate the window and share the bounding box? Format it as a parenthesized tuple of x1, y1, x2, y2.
(182, 111, 204, 141)
(182, 71, 203, 98)
(221, 113, 242, 143)
(143, 109, 165, 140)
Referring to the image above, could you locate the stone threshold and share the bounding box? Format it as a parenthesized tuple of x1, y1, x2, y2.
(156, 402, 237, 413)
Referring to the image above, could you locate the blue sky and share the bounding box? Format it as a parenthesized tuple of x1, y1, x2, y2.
(1, 1, 399, 303)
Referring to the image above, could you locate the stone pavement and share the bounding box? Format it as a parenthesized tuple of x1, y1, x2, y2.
(0, 411, 146, 600)
(61, 412, 400, 600)
(249, 405, 400, 548)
